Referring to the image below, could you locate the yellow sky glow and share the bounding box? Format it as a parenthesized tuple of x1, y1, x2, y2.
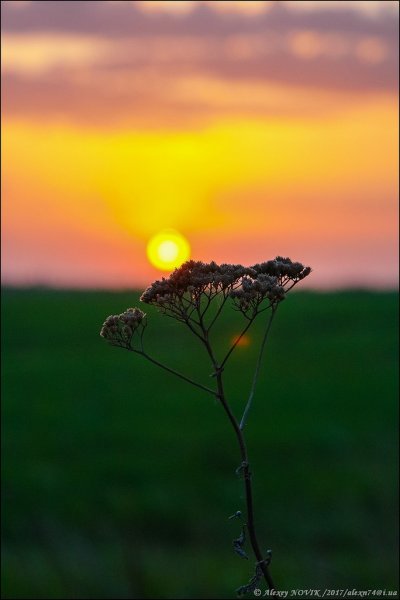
(3, 91, 397, 286)
(2, 0, 398, 288)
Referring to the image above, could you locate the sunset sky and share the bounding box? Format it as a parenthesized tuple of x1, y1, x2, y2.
(2, 0, 398, 288)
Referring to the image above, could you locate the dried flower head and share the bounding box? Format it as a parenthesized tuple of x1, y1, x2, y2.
(230, 257, 311, 316)
(100, 307, 146, 349)
(140, 260, 252, 321)
(141, 260, 249, 301)
(251, 257, 311, 282)
(140, 257, 311, 321)
(230, 274, 285, 315)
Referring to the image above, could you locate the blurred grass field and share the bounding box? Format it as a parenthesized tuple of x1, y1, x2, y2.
(1, 288, 398, 599)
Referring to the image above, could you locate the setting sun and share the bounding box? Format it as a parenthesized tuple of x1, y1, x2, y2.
(147, 230, 191, 271)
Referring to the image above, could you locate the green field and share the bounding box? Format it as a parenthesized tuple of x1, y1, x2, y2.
(1, 289, 398, 599)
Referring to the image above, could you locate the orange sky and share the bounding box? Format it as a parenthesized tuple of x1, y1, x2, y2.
(1, 1, 399, 288)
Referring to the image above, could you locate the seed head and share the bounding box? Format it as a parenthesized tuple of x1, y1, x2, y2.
(100, 307, 146, 348)
(101, 257, 311, 341)
(139, 257, 310, 320)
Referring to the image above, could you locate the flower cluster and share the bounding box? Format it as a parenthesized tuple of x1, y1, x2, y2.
(230, 257, 311, 315)
(251, 257, 311, 283)
(230, 274, 285, 314)
(140, 257, 311, 320)
(140, 260, 253, 321)
(100, 258, 311, 342)
(100, 307, 146, 348)
(141, 260, 249, 302)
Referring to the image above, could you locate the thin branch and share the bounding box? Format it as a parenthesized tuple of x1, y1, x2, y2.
(207, 291, 229, 333)
(130, 348, 216, 397)
(239, 306, 277, 430)
(184, 317, 208, 345)
(220, 315, 256, 369)
(219, 299, 276, 369)
(207, 279, 244, 333)
(200, 287, 213, 321)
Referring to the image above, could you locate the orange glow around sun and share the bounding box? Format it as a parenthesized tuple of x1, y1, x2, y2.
(147, 230, 191, 271)
(232, 334, 251, 348)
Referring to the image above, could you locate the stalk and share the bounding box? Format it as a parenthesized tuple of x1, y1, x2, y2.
(216, 370, 276, 591)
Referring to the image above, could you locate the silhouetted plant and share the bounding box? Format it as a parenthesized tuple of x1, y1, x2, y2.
(100, 257, 311, 595)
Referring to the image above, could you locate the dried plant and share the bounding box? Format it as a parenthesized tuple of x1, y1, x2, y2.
(100, 257, 311, 595)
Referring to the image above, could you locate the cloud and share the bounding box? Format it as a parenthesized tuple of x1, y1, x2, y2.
(1, 1, 398, 38)
(1, 1, 398, 128)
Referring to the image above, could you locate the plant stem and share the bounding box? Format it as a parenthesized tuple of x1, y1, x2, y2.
(191, 325, 276, 589)
(219, 301, 274, 369)
(220, 316, 255, 369)
(239, 307, 277, 430)
(216, 371, 276, 591)
(136, 315, 277, 590)
(131, 349, 216, 397)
